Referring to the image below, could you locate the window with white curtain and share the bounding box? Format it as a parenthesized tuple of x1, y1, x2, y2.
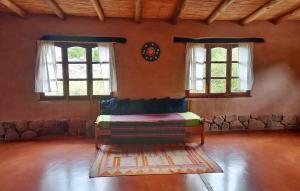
(185, 43, 253, 98)
(35, 41, 117, 100)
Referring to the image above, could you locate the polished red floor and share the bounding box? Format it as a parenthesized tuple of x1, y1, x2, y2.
(0, 131, 300, 191)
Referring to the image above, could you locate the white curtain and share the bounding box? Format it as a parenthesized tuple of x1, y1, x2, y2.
(185, 43, 206, 91)
(35, 41, 57, 93)
(238, 43, 254, 91)
(98, 43, 117, 93)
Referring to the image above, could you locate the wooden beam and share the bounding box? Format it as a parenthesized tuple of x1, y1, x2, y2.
(90, 0, 105, 21)
(0, 0, 26, 17)
(45, 0, 65, 19)
(206, 0, 235, 24)
(134, 0, 143, 23)
(171, 0, 187, 24)
(273, 5, 300, 24)
(241, 0, 283, 25)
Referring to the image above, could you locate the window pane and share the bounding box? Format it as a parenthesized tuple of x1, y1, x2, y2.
(45, 81, 64, 96)
(211, 63, 226, 77)
(210, 79, 226, 93)
(211, 47, 227, 62)
(93, 80, 110, 95)
(55, 46, 62, 62)
(196, 80, 205, 93)
(196, 64, 206, 78)
(69, 81, 87, 96)
(231, 79, 241, 92)
(92, 47, 99, 62)
(232, 47, 238, 61)
(232, 63, 239, 77)
(68, 64, 87, 79)
(68, 47, 86, 62)
(56, 64, 63, 79)
(93, 64, 110, 79)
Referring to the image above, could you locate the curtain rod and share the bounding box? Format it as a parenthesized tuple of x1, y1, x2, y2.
(174, 37, 264, 43)
(40, 35, 127, 43)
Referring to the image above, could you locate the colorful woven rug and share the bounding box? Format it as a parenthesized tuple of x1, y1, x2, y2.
(89, 143, 222, 177)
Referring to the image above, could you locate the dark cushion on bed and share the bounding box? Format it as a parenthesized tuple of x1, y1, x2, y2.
(127, 99, 146, 114)
(170, 97, 188, 113)
(99, 97, 117, 115)
(157, 97, 172, 113)
(144, 99, 159, 114)
(112, 99, 130, 115)
(100, 97, 187, 115)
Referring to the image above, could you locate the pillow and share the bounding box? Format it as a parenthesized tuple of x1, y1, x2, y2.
(127, 99, 145, 114)
(99, 97, 117, 115)
(157, 97, 171, 113)
(112, 99, 130, 115)
(170, 97, 187, 113)
(144, 99, 159, 114)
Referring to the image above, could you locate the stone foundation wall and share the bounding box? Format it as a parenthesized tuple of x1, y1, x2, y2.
(0, 119, 94, 141)
(0, 114, 299, 141)
(203, 114, 300, 131)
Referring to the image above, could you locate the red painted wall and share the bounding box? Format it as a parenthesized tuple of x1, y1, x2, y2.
(0, 14, 300, 120)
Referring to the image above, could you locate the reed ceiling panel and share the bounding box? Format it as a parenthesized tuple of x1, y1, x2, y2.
(11, 0, 53, 14)
(100, 0, 134, 18)
(142, 0, 177, 19)
(217, 0, 269, 20)
(0, 0, 300, 21)
(55, 0, 97, 16)
(179, 0, 221, 20)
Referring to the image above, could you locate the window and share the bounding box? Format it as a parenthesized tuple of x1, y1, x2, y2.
(186, 43, 253, 98)
(41, 42, 112, 100)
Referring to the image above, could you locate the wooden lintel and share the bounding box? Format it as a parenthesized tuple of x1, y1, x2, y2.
(173, 37, 265, 43)
(45, 0, 65, 19)
(171, 0, 187, 24)
(206, 0, 235, 24)
(90, 0, 105, 22)
(273, 5, 300, 24)
(241, 0, 283, 25)
(134, 0, 143, 23)
(40, 35, 127, 43)
(0, 0, 26, 17)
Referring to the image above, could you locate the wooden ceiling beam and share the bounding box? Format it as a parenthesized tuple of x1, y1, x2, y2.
(241, 0, 283, 25)
(273, 5, 300, 24)
(206, 0, 235, 24)
(45, 0, 65, 19)
(171, 0, 187, 24)
(134, 0, 143, 23)
(0, 0, 26, 17)
(90, 0, 105, 21)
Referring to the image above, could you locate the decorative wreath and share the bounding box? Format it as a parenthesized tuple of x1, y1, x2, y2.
(141, 42, 160, 62)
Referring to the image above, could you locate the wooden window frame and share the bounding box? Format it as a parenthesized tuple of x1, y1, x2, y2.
(186, 44, 251, 98)
(40, 42, 111, 101)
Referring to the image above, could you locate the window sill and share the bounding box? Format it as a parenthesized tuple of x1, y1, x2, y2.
(186, 91, 251, 98)
(39, 95, 111, 101)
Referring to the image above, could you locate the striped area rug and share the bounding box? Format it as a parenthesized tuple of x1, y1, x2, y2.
(89, 143, 222, 177)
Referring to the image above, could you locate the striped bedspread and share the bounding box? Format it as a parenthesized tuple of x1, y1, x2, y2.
(96, 112, 201, 139)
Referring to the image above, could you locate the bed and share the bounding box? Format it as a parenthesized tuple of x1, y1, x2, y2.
(94, 99, 204, 149)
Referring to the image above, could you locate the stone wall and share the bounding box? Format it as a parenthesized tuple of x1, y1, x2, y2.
(0, 119, 94, 141)
(203, 114, 300, 131)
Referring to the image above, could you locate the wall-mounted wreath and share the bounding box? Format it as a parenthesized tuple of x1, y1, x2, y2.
(141, 42, 160, 62)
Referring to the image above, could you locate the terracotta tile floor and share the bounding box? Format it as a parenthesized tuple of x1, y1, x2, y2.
(0, 131, 300, 191)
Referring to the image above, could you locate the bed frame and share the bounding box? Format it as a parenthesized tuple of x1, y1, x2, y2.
(95, 99, 204, 149)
